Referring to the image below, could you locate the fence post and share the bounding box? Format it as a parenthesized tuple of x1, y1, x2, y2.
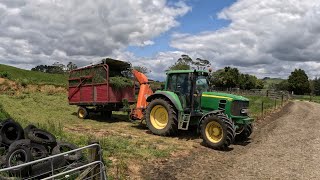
(88, 140, 101, 180)
(261, 101, 264, 118)
(274, 99, 277, 109)
(281, 95, 284, 106)
(266, 90, 269, 97)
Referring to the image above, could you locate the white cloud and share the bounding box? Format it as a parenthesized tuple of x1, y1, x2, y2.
(171, 0, 320, 78)
(0, 0, 190, 68)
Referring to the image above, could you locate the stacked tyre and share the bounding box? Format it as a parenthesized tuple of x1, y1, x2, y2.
(0, 119, 82, 178)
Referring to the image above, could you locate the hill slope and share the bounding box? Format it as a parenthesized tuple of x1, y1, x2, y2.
(0, 64, 67, 86)
(263, 78, 284, 89)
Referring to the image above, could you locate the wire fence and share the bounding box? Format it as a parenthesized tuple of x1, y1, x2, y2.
(213, 88, 291, 119)
(0, 143, 107, 180)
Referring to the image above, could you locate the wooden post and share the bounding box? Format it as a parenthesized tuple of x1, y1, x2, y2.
(274, 99, 277, 109)
(88, 140, 101, 180)
(281, 94, 284, 106)
(310, 94, 312, 102)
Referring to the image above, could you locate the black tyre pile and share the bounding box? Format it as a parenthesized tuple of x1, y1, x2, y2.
(0, 118, 82, 178)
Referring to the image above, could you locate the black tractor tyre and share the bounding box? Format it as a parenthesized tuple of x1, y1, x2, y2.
(0, 120, 24, 145)
(235, 124, 253, 142)
(26, 129, 57, 146)
(24, 124, 37, 139)
(77, 106, 88, 119)
(200, 113, 236, 150)
(52, 142, 82, 162)
(145, 98, 178, 136)
(6, 146, 32, 177)
(31, 155, 66, 178)
(30, 143, 48, 160)
(8, 139, 31, 152)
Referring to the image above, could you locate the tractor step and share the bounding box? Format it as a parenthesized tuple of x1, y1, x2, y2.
(179, 114, 191, 130)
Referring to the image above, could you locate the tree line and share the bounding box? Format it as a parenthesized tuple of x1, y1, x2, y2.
(272, 69, 320, 95)
(31, 62, 77, 74)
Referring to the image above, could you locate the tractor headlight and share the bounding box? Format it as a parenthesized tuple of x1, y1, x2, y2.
(241, 108, 249, 114)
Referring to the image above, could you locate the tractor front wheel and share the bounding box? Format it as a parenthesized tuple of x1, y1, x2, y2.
(235, 124, 253, 142)
(145, 98, 177, 136)
(200, 113, 235, 150)
(77, 107, 88, 119)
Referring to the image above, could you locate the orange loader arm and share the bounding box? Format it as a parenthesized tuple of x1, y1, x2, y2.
(130, 69, 153, 120)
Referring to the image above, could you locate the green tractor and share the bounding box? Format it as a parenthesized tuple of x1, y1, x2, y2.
(145, 70, 253, 149)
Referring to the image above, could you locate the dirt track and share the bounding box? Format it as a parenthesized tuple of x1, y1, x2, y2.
(142, 101, 320, 179)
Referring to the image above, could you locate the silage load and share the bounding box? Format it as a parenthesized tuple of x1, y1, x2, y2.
(109, 76, 133, 89)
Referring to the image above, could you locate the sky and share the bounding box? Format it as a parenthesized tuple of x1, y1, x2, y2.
(1, 0, 320, 81)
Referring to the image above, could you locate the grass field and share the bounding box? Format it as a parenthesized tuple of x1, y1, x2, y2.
(249, 95, 285, 118)
(0, 64, 67, 86)
(294, 95, 320, 103)
(0, 90, 285, 178)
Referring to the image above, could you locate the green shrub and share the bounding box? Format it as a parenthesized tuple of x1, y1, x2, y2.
(0, 71, 10, 79)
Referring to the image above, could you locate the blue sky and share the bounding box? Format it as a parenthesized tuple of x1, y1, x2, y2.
(127, 0, 235, 57)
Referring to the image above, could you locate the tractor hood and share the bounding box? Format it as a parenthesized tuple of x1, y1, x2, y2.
(201, 92, 249, 101)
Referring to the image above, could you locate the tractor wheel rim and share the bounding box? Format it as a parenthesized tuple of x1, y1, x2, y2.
(150, 105, 169, 129)
(205, 121, 223, 143)
(79, 109, 85, 118)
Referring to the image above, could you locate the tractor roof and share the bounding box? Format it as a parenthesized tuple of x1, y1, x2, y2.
(166, 69, 209, 75)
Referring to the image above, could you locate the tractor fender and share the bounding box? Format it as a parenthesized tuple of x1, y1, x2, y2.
(146, 91, 183, 112)
(198, 110, 225, 128)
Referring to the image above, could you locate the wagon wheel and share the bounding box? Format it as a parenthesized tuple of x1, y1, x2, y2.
(77, 107, 88, 119)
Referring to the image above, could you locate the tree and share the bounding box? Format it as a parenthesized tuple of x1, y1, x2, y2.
(211, 67, 263, 90)
(194, 58, 211, 70)
(313, 77, 320, 95)
(168, 54, 193, 70)
(67, 62, 78, 71)
(288, 69, 310, 95)
(133, 65, 150, 74)
(168, 54, 211, 71)
(275, 80, 289, 91)
(211, 67, 240, 89)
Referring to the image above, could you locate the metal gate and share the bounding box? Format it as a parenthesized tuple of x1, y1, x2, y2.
(0, 143, 107, 179)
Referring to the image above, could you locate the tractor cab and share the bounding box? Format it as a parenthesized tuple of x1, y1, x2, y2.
(165, 70, 209, 114)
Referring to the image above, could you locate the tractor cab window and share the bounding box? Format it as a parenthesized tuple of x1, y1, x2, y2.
(167, 73, 191, 95)
(196, 76, 209, 94)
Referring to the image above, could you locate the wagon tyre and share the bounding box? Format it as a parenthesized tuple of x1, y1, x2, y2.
(200, 113, 236, 150)
(145, 98, 178, 136)
(235, 124, 253, 142)
(77, 107, 88, 119)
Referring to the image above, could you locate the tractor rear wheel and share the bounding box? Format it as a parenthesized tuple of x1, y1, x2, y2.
(235, 124, 253, 142)
(77, 107, 88, 119)
(145, 98, 177, 136)
(200, 113, 236, 150)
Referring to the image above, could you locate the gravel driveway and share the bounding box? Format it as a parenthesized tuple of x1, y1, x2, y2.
(142, 101, 320, 180)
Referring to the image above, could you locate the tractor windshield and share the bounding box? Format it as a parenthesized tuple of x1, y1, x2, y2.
(196, 76, 209, 93)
